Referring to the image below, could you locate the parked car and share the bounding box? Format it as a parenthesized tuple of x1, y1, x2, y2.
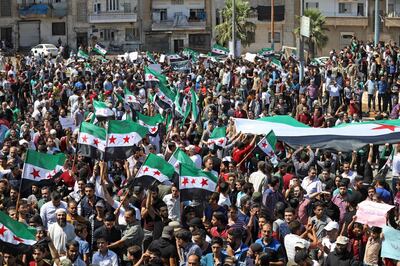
(30, 44, 59, 57)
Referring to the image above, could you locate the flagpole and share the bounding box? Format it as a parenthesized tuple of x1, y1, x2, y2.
(237, 145, 257, 167)
(16, 150, 29, 211)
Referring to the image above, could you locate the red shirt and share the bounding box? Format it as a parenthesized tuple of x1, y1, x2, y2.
(298, 113, 311, 125)
(232, 144, 254, 172)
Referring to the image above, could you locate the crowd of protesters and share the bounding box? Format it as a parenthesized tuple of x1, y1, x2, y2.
(0, 35, 399, 266)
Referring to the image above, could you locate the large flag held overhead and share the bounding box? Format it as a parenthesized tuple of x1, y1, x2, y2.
(190, 88, 199, 123)
(145, 66, 167, 84)
(77, 49, 89, 60)
(93, 44, 107, 56)
(257, 131, 278, 166)
(257, 48, 275, 59)
(135, 112, 164, 135)
(235, 116, 400, 151)
(22, 150, 66, 182)
(208, 126, 227, 147)
(212, 44, 229, 56)
(168, 147, 197, 173)
(106, 120, 148, 160)
(146, 51, 156, 64)
(93, 100, 115, 121)
(183, 48, 199, 62)
(78, 122, 107, 159)
(0, 211, 36, 254)
(179, 163, 218, 201)
(124, 88, 139, 104)
(134, 153, 175, 188)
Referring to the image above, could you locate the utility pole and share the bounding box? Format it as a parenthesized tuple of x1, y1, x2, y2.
(374, 0, 380, 46)
(232, 0, 236, 58)
(271, 0, 275, 50)
(299, 0, 305, 83)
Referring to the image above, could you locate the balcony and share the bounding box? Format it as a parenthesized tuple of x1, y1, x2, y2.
(152, 20, 206, 31)
(323, 12, 368, 27)
(385, 5, 400, 27)
(88, 12, 138, 23)
(18, 2, 68, 18)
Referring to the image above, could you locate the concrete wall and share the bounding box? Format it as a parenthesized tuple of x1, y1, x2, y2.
(304, 0, 368, 17)
(152, 0, 205, 21)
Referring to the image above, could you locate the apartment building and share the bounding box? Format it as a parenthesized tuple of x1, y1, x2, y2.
(143, 0, 212, 52)
(303, 0, 400, 55)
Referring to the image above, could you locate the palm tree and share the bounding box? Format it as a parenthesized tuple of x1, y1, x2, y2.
(295, 9, 329, 58)
(215, 0, 256, 47)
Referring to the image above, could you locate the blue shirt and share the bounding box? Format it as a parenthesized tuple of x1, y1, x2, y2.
(201, 252, 227, 266)
(378, 80, 388, 94)
(75, 236, 89, 258)
(255, 238, 285, 262)
(376, 187, 392, 203)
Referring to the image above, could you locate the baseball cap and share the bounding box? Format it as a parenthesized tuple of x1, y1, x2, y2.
(324, 221, 339, 231)
(161, 226, 174, 240)
(295, 242, 306, 249)
(336, 236, 349, 245)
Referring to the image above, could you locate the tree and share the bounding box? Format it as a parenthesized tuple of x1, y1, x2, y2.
(295, 9, 329, 58)
(215, 0, 256, 47)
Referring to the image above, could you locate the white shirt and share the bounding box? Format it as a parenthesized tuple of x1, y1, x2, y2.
(163, 194, 180, 221)
(321, 237, 336, 257)
(92, 250, 118, 266)
(301, 176, 322, 196)
(48, 222, 76, 254)
(218, 193, 231, 207)
(341, 170, 357, 187)
(392, 153, 400, 176)
(40, 201, 67, 228)
(112, 200, 141, 226)
(190, 154, 202, 169)
(284, 234, 310, 266)
(249, 170, 267, 192)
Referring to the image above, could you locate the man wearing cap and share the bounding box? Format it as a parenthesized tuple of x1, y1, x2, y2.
(48, 208, 77, 255)
(148, 226, 177, 265)
(326, 236, 358, 265)
(320, 221, 340, 259)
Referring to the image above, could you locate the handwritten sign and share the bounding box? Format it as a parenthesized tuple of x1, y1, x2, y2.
(382, 226, 400, 260)
(355, 201, 394, 228)
(59, 117, 76, 131)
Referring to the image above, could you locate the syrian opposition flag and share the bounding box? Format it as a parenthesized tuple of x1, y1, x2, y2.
(93, 44, 107, 56)
(208, 126, 227, 147)
(144, 66, 168, 85)
(106, 120, 148, 160)
(270, 58, 283, 71)
(183, 48, 199, 62)
(22, 150, 66, 182)
(190, 88, 199, 123)
(93, 100, 115, 121)
(167, 53, 183, 62)
(134, 153, 175, 188)
(78, 122, 107, 159)
(77, 49, 89, 60)
(124, 88, 139, 104)
(135, 112, 164, 135)
(257, 131, 278, 166)
(179, 163, 218, 201)
(235, 115, 400, 152)
(0, 211, 36, 255)
(257, 48, 275, 59)
(212, 44, 229, 56)
(146, 51, 156, 64)
(168, 147, 197, 173)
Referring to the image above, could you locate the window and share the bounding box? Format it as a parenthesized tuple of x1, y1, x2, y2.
(189, 34, 210, 48)
(77, 1, 87, 22)
(189, 9, 206, 21)
(216, 9, 221, 25)
(171, 0, 184, 4)
(0, 27, 12, 46)
(305, 2, 318, 9)
(0, 0, 12, 17)
(125, 28, 139, 41)
(257, 6, 285, 21)
(94, 3, 101, 13)
(357, 3, 364, 16)
(268, 32, 281, 43)
(122, 2, 131, 12)
(107, 0, 119, 11)
(339, 3, 352, 14)
(52, 22, 66, 36)
(153, 9, 167, 21)
(100, 29, 115, 41)
(340, 32, 354, 46)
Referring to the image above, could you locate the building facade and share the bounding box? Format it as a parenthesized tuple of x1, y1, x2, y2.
(303, 0, 400, 56)
(143, 0, 212, 53)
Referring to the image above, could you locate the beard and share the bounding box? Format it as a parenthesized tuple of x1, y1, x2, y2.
(58, 218, 66, 227)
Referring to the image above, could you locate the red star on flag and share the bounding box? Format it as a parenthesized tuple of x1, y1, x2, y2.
(268, 151, 275, 157)
(153, 170, 161, 176)
(143, 167, 149, 173)
(93, 139, 99, 146)
(13, 235, 23, 243)
(201, 178, 208, 187)
(148, 74, 154, 80)
(218, 139, 225, 145)
(372, 124, 398, 132)
(150, 127, 157, 133)
(182, 177, 189, 186)
(261, 142, 268, 148)
(81, 135, 88, 143)
(160, 95, 166, 100)
(46, 173, 52, 179)
(109, 135, 117, 144)
(30, 168, 40, 179)
(0, 225, 7, 236)
(191, 178, 196, 184)
(128, 96, 133, 101)
(174, 163, 180, 169)
(123, 136, 130, 143)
